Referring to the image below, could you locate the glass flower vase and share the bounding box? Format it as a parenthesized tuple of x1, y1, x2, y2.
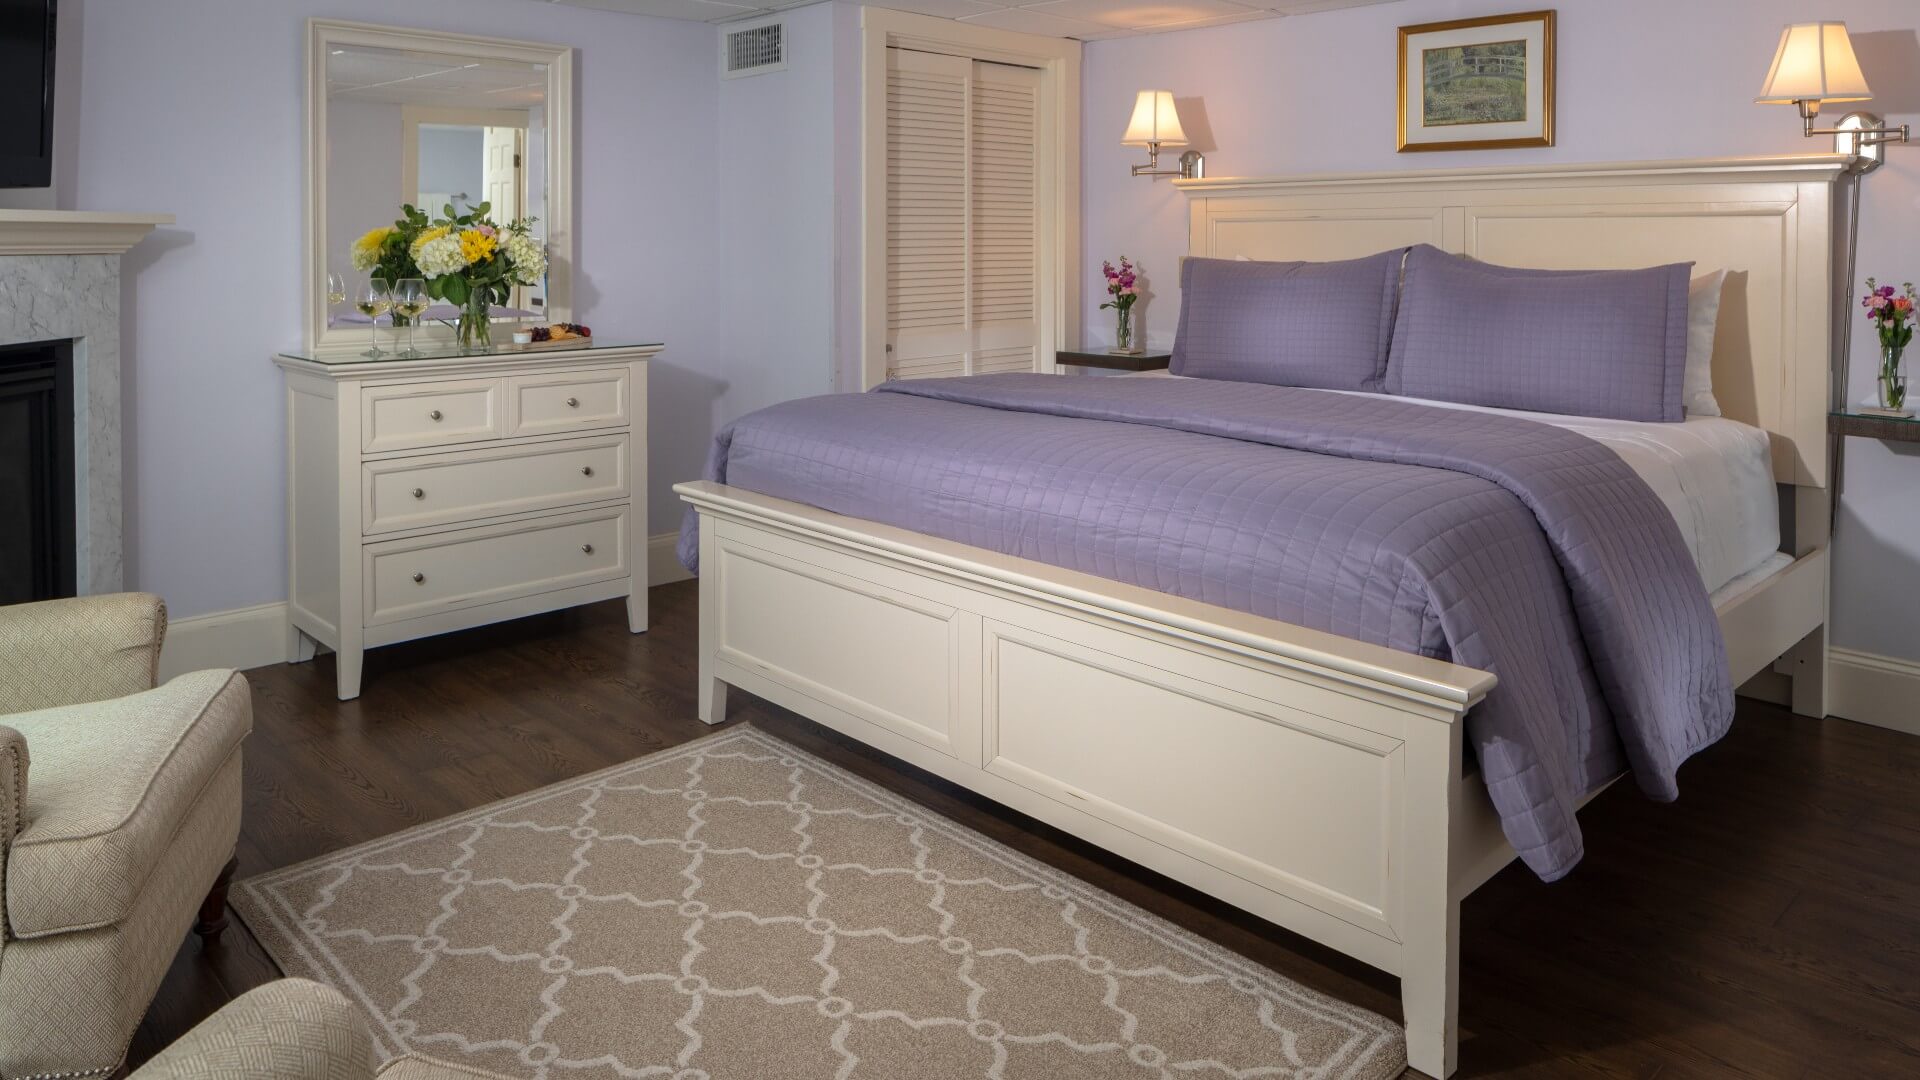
(1879, 342, 1908, 413)
(1112, 306, 1135, 354)
(456, 291, 492, 351)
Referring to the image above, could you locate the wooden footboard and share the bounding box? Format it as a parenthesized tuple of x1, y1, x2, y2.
(679, 481, 1497, 1077)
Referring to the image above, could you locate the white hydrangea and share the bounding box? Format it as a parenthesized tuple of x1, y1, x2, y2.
(502, 231, 548, 284)
(413, 233, 468, 278)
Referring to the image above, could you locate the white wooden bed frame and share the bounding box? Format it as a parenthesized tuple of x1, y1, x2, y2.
(676, 155, 1850, 1078)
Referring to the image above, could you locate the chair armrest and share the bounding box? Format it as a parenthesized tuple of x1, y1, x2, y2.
(0, 723, 23, 942)
(0, 593, 167, 714)
(129, 979, 375, 1080)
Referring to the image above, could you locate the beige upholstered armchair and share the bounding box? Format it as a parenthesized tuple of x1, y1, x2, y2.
(0, 593, 251, 1079)
(130, 980, 510, 1080)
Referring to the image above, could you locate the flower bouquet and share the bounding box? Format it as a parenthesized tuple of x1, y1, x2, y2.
(1863, 278, 1916, 415)
(354, 202, 548, 350)
(1099, 256, 1141, 354)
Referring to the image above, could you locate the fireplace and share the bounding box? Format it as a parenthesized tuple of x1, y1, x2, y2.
(0, 340, 76, 603)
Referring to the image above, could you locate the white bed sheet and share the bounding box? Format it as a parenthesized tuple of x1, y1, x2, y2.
(1121, 370, 1781, 594)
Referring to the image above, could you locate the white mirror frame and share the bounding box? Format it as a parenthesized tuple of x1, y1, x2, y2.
(304, 18, 574, 354)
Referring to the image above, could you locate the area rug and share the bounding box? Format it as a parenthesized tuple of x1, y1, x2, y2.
(234, 727, 1405, 1079)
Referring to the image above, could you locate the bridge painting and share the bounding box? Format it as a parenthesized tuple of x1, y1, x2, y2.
(1421, 39, 1528, 126)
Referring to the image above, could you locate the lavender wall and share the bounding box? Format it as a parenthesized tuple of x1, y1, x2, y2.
(1081, 0, 1920, 663)
(65, 0, 720, 619)
(715, 2, 841, 425)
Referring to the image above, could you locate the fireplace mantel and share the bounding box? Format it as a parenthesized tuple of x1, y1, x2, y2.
(0, 209, 174, 256)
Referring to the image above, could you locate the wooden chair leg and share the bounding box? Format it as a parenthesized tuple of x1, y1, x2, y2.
(194, 854, 239, 940)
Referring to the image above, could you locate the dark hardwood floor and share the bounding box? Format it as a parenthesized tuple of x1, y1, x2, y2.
(130, 581, 1920, 1078)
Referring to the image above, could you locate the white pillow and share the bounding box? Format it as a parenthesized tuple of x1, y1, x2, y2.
(1684, 270, 1728, 417)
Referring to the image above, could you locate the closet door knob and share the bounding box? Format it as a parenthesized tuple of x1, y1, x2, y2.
(428, 409, 443, 421)
(565, 396, 579, 408)
(580, 465, 594, 477)
(581, 543, 595, 554)
(412, 571, 425, 584)
(411, 487, 425, 499)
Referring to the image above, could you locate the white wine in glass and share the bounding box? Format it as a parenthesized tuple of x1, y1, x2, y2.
(326, 271, 346, 309)
(393, 278, 428, 357)
(356, 278, 392, 357)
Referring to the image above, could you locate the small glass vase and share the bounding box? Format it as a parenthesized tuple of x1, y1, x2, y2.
(455, 292, 492, 352)
(1879, 342, 1908, 413)
(1112, 306, 1136, 354)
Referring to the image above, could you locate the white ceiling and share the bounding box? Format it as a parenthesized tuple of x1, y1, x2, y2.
(328, 47, 546, 107)
(550, 0, 1401, 40)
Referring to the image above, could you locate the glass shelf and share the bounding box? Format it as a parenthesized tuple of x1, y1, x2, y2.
(1829, 409, 1920, 443)
(279, 339, 660, 366)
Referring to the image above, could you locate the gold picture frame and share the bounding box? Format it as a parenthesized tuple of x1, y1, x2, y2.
(1398, 10, 1555, 152)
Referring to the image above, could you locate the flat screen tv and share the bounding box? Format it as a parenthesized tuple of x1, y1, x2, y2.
(0, 0, 56, 189)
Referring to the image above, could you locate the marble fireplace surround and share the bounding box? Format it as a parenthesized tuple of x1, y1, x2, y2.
(0, 210, 171, 596)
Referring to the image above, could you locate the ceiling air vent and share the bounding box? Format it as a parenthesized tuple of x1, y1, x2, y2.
(723, 21, 785, 79)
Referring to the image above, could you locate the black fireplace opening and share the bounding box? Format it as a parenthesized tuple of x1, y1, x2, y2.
(0, 339, 76, 604)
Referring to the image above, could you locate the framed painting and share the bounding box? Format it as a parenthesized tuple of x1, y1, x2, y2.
(1398, 10, 1555, 152)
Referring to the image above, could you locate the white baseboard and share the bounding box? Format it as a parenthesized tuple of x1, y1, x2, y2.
(160, 532, 692, 679)
(1829, 646, 1920, 736)
(159, 601, 289, 681)
(649, 529, 692, 585)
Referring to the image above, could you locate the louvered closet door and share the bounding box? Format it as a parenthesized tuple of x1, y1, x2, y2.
(886, 48, 1041, 380)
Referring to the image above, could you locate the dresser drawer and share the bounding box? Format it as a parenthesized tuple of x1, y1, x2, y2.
(362, 434, 629, 535)
(509, 368, 629, 436)
(364, 507, 628, 625)
(362, 378, 502, 453)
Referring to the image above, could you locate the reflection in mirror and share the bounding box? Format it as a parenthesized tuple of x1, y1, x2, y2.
(324, 44, 549, 330)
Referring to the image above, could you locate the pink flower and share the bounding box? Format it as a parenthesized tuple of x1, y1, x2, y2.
(1869, 294, 1888, 311)
(1121, 285, 1137, 296)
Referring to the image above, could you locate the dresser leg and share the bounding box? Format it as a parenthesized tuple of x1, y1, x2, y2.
(627, 586, 648, 634)
(286, 623, 318, 664)
(336, 645, 364, 701)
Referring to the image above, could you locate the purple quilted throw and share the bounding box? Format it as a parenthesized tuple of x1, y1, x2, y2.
(679, 374, 1734, 880)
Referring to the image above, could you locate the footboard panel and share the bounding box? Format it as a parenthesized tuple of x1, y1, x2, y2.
(682, 481, 1495, 1077)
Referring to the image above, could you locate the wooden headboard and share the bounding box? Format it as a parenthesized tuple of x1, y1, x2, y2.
(1177, 155, 1852, 488)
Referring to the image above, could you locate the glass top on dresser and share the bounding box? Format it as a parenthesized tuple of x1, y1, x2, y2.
(279, 339, 662, 366)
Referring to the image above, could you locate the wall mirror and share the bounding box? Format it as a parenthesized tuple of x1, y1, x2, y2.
(305, 20, 573, 353)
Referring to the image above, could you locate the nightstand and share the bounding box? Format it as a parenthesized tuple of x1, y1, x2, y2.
(1054, 349, 1171, 373)
(1829, 409, 1920, 443)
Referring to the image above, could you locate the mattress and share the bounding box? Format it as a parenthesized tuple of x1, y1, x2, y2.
(1124, 371, 1781, 594)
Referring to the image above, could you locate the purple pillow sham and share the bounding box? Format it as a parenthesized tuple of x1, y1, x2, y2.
(1384, 244, 1694, 422)
(1171, 249, 1408, 392)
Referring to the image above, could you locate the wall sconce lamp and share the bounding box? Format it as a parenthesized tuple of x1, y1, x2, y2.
(1757, 21, 1909, 173)
(1123, 90, 1205, 180)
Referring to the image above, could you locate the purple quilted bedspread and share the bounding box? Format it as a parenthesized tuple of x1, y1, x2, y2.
(679, 374, 1733, 880)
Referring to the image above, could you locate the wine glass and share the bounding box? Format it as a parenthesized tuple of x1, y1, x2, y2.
(393, 278, 428, 357)
(326, 271, 346, 328)
(355, 278, 392, 357)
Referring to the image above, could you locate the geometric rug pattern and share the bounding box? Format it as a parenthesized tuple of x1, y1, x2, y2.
(235, 728, 1406, 1079)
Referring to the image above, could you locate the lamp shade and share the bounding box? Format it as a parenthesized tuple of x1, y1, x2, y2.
(1121, 90, 1188, 147)
(1756, 21, 1873, 104)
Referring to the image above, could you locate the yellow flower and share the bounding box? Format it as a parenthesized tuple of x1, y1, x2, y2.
(457, 228, 498, 265)
(350, 226, 392, 271)
(408, 225, 452, 258)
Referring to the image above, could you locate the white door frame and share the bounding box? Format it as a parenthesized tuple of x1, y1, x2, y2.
(861, 9, 1081, 389)
(399, 105, 530, 216)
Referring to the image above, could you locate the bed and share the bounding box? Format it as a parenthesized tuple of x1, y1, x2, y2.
(674, 155, 1847, 1078)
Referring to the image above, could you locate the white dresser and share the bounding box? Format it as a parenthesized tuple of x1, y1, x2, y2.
(275, 341, 658, 700)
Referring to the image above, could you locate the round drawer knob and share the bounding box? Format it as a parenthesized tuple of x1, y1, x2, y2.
(411, 571, 425, 584)
(428, 409, 443, 422)
(411, 487, 425, 499)
(581, 543, 595, 554)
(565, 396, 580, 408)
(580, 465, 594, 477)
